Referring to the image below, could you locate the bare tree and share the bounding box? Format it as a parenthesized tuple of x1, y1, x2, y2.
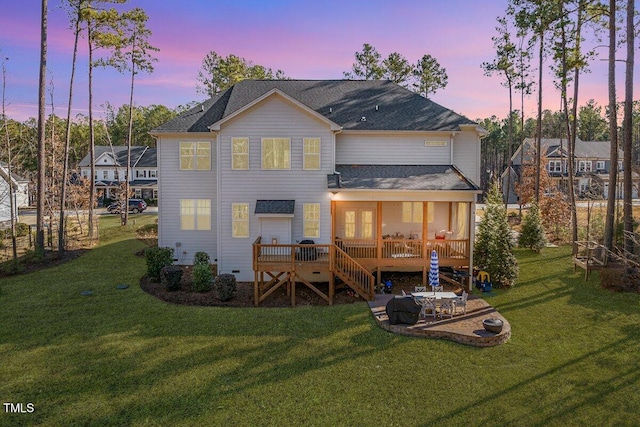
(604, 0, 619, 254)
(58, 0, 84, 255)
(1, 54, 18, 261)
(622, 0, 635, 254)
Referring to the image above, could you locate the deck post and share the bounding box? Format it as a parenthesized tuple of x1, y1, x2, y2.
(376, 202, 383, 290)
(254, 271, 259, 307)
(290, 272, 296, 306)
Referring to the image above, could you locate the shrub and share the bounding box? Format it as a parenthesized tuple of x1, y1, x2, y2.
(193, 251, 210, 266)
(137, 223, 158, 236)
(214, 274, 237, 301)
(519, 202, 546, 252)
(475, 181, 519, 288)
(145, 247, 174, 280)
(15, 223, 30, 238)
(161, 265, 183, 291)
(192, 263, 213, 292)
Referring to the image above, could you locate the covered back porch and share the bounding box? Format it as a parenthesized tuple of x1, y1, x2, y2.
(331, 199, 474, 286)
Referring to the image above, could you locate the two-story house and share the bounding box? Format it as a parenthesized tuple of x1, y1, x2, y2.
(78, 146, 158, 202)
(0, 161, 29, 228)
(502, 138, 638, 203)
(151, 80, 485, 304)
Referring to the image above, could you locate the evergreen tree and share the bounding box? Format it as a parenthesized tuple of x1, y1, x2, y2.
(475, 182, 519, 287)
(518, 202, 546, 252)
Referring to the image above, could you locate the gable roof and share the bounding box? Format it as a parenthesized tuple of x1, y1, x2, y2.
(0, 161, 28, 186)
(512, 138, 618, 165)
(78, 146, 155, 167)
(328, 165, 480, 191)
(152, 80, 478, 134)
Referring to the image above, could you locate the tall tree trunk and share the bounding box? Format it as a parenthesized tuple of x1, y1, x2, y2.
(570, 1, 585, 255)
(58, 2, 82, 256)
(505, 82, 513, 209)
(604, 0, 618, 253)
(36, 0, 48, 256)
(622, 0, 635, 255)
(88, 13, 96, 241)
(123, 35, 137, 227)
(535, 33, 544, 204)
(2, 58, 18, 261)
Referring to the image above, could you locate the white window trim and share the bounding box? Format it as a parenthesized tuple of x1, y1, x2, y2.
(261, 137, 291, 170)
(232, 203, 250, 238)
(180, 141, 211, 171)
(596, 161, 605, 170)
(232, 137, 249, 170)
(303, 203, 320, 238)
(180, 199, 212, 231)
(303, 137, 321, 170)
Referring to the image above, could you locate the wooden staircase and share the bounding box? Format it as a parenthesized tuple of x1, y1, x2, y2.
(333, 245, 376, 301)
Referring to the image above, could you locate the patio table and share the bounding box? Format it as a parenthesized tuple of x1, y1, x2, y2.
(411, 291, 458, 299)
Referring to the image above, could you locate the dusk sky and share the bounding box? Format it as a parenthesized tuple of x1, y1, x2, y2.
(0, 0, 637, 123)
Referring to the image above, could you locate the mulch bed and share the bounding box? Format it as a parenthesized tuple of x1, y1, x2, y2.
(600, 263, 640, 292)
(140, 269, 451, 308)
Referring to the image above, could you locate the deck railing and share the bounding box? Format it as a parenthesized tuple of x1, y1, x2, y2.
(334, 245, 375, 300)
(335, 238, 469, 263)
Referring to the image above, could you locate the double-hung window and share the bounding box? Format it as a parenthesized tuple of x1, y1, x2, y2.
(344, 209, 373, 239)
(180, 142, 211, 170)
(402, 202, 423, 223)
(303, 138, 321, 170)
(596, 161, 605, 170)
(261, 138, 290, 170)
(548, 160, 562, 173)
(303, 203, 320, 238)
(232, 138, 249, 170)
(181, 199, 211, 230)
(232, 203, 249, 238)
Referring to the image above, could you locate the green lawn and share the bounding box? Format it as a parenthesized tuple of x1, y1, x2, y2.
(1, 215, 639, 426)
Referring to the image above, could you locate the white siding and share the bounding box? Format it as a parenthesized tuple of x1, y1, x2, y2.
(336, 133, 451, 165)
(452, 131, 481, 185)
(0, 178, 11, 223)
(217, 95, 335, 281)
(157, 134, 217, 265)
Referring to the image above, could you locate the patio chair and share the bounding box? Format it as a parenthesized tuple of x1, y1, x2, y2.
(414, 286, 426, 292)
(455, 291, 468, 315)
(438, 297, 456, 319)
(414, 295, 437, 319)
(431, 285, 444, 292)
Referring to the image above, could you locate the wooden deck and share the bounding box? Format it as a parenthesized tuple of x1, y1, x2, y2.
(253, 237, 471, 306)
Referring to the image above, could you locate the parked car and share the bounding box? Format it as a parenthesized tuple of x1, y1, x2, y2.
(106, 199, 147, 214)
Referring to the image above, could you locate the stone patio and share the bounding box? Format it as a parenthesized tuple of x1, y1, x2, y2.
(368, 293, 511, 347)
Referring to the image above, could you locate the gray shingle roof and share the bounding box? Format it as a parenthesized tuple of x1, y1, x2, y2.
(153, 80, 477, 133)
(255, 200, 295, 215)
(328, 165, 480, 191)
(78, 146, 156, 167)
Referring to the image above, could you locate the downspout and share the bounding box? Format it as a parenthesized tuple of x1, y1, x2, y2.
(214, 130, 221, 271)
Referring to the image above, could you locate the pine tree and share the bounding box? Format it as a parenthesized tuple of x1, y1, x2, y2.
(519, 202, 546, 252)
(475, 182, 519, 287)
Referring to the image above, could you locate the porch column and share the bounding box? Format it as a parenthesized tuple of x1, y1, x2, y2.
(422, 201, 428, 287)
(467, 201, 474, 292)
(376, 201, 382, 288)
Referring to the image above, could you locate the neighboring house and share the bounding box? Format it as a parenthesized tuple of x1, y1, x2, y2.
(0, 161, 29, 227)
(151, 79, 485, 302)
(78, 146, 158, 202)
(501, 138, 638, 203)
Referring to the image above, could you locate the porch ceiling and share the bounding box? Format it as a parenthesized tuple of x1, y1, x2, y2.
(328, 165, 479, 191)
